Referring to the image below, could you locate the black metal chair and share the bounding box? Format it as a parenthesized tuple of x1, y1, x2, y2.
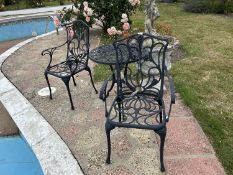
(41, 20, 98, 110)
(99, 33, 176, 172)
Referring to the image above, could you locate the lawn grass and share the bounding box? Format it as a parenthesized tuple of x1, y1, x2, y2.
(93, 3, 233, 174)
(1, 0, 71, 11)
(156, 4, 233, 174)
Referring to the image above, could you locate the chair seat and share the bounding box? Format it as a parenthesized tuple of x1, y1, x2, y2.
(46, 59, 86, 77)
(107, 94, 166, 130)
(121, 81, 161, 96)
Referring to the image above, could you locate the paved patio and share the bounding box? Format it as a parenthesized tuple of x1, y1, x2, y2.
(1, 30, 226, 175)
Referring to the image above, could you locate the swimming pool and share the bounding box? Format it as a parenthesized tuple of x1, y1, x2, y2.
(0, 17, 55, 42)
(0, 136, 44, 175)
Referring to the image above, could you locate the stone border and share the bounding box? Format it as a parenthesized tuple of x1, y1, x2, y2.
(0, 5, 71, 17)
(0, 5, 72, 23)
(0, 30, 84, 175)
(0, 14, 54, 24)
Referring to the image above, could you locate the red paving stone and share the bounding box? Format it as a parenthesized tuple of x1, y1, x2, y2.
(103, 166, 135, 175)
(164, 93, 193, 118)
(165, 157, 226, 175)
(164, 117, 214, 156)
(90, 109, 105, 122)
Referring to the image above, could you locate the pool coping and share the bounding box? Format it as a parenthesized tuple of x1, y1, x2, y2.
(0, 14, 54, 24)
(0, 30, 84, 175)
(0, 5, 72, 23)
(0, 5, 72, 17)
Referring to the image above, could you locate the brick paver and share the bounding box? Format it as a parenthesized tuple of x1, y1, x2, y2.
(165, 157, 225, 175)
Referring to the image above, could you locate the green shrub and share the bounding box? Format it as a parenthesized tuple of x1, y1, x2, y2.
(0, 0, 4, 11)
(184, 0, 207, 13)
(224, 0, 233, 13)
(25, 0, 45, 7)
(3, 0, 17, 5)
(0, 0, 17, 10)
(184, 0, 232, 14)
(58, 0, 64, 5)
(161, 0, 177, 3)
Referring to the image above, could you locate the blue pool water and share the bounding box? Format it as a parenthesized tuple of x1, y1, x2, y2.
(0, 17, 55, 42)
(0, 136, 44, 175)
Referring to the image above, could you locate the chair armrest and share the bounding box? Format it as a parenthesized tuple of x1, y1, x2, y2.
(165, 66, 176, 121)
(41, 41, 68, 68)
(41, 40, 67, 56)
(168, 75, 176, 105)
(99, 76, 112, 102)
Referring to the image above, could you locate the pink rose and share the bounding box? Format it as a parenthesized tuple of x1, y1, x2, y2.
(122, 13, 128, 19)
(85, 16, 91, 22)
(52, 16, 61, 27)
(73, 8, 79, 15)
(107, 28, 113, 35)
(68, 29, 74, 38)
(83, 11, 87, 17)
(121, 18, 128, 23)
(83, 1, 88, 7)
(110, 27, 117, 35)
(123, 22, 130, 31)
(84, 6, 89, 11)
(129, 0, 140, 6)
(117, 30, 122, 35)
(86, 8, 93, 16)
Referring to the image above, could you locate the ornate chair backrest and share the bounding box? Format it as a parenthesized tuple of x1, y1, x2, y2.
(113, 33, 168, 99)
(64, 20, 90, 66)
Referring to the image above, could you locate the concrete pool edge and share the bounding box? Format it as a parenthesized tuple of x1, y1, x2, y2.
(0, 5, 72, 23)
(0, 31, 84, 175)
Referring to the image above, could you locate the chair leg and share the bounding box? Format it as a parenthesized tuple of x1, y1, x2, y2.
(117, 99, 122, 122)
(105, 122, 115, 164)
(86, 66, 98, 94)
(158, 99, 163, 123)
(62, 77, 75, 110)
(156, 127, 167, 172)
(72, 75, 77, 86)
(107, 66, 116, 95)
(159, 112, 163, 123)
(44, 73, 52, 100)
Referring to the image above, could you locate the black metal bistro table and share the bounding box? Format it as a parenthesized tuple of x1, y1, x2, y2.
(89, 43, 151, 93)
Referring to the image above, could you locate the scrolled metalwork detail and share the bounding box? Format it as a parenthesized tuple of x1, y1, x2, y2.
(109, 95, 163, 127)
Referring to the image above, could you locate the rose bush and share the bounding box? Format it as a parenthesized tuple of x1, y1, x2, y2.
(59, 0, 140, 33)
(57, 1, 95, 26)
(79, 0, 140, 32)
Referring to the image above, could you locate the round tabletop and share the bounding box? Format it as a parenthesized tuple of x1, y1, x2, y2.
(89, 44, 150, 65)
(89, 44, 118, 65)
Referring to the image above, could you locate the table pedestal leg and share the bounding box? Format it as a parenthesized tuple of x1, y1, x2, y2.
(107, 65, 116, 96)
